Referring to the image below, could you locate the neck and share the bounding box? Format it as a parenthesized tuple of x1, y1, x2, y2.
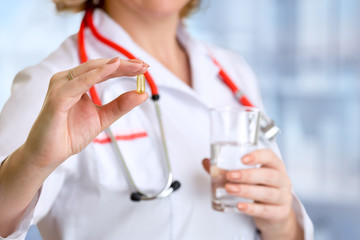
(104, 2, 180, 65)
(102, 2, 192, 86)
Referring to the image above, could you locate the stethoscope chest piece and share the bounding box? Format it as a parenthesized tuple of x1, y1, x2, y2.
(131, 180, 181, 201)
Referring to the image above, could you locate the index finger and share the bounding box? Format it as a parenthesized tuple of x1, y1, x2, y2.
(69, 58, 148, 79)
(63, 58, 148, 98)
(242, 149, 286, 172)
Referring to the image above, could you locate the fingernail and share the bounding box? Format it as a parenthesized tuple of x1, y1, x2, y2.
(225, 184, 239, 193)
(138, 92, 149, 98)
(242, 155, 252, 164)
(237, 203, 248, 211)
(129, 59, 149, 67)
(107, 57, 119, 64)
(128, 59, 144, 65)
(227, 172, 241, 180)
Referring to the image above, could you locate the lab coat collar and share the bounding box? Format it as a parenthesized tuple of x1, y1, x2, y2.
(92, 9, 219, 108)
(176, 22, 221, 106)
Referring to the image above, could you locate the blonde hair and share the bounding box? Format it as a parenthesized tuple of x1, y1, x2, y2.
(54, 0, 103, 12)
(54, 0, 200, 18)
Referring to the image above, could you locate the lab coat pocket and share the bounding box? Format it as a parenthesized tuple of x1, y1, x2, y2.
(91, 107, 168, 195)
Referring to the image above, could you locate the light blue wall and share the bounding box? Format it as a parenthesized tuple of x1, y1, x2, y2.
(0, 0, 82, 109)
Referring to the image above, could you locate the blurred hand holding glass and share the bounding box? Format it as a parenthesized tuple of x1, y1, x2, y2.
(210, 107, 260, 212)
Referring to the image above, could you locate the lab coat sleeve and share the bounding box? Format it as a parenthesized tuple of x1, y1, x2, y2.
(0, 180, 40, 240)
(262, 141, 314, 240)
(0, 36, 79, 240)
(0, 63, 51, 240)
(240, 59, 314, 240)
(209, 46, 314, 239)
(240, 60, 314, 240)
(238, 57, 314, 240)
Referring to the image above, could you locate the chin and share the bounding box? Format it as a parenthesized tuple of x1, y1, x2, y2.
(122, 0, 191, 18)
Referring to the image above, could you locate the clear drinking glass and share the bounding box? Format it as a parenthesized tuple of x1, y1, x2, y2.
(210, 107, 260, 212)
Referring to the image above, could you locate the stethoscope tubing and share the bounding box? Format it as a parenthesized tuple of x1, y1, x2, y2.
(79, 10, 179, 201)
(77, 8, 279, 201)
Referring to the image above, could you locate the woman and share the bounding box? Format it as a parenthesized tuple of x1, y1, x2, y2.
(0, 0, 313, 239)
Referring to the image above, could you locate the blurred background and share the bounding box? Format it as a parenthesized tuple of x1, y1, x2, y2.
(1, 0, 359, 239)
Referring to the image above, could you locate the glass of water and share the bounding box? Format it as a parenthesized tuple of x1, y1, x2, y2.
(210, 106, 260, 212)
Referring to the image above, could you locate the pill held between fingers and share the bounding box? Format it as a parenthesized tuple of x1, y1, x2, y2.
(136, 74, 145, 94)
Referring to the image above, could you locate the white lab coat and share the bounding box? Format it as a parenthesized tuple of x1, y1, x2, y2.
(0, 9, 313, 240)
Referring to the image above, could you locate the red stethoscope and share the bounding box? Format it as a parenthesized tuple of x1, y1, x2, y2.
(77, 9, 280, 201)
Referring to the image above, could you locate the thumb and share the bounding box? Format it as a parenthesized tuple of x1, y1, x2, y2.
(98, 90, 148, 130)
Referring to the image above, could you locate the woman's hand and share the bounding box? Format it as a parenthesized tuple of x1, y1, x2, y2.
(0, 57, 149, 237)
(202, 149, 304, 240)
(24, 57, 149, 170)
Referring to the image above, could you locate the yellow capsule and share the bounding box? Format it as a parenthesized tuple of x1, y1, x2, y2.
(136, 74, 145, 94)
